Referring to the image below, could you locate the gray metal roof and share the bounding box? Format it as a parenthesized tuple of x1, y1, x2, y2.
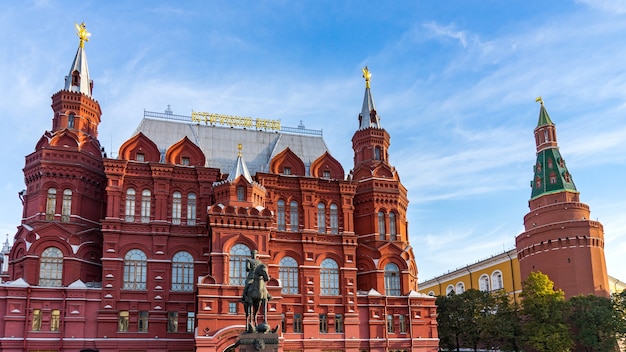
(130, 116, 330, 176)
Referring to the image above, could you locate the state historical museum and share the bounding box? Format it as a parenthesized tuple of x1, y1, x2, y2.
(0, 25, 438, 351)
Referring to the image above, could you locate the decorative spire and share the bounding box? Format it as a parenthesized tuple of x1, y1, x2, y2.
(359, 66, 381, 130)
(64, 22, 93, 96)
(227, 144, 253, 183)
(535, 96, 554, 127)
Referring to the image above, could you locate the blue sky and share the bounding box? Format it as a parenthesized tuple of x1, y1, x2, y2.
(1, 1, 625, 283)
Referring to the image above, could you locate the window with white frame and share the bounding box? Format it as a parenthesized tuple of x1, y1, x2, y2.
(289, 200, 299, 232)
(378, 211, 385, 240)
(384, 263, 401, 296)
(61, 189, 72, 222)
(277, 199, 286, 231)
(389, 212, 397, 241)
(39, 247, 63, 287)
(141, 189, 151, 223)
(229, 244, 251, 286)
(172, 191, 182, 225)
(172, 251, 194, 292)
(187, 192, 196, 225)
(317, 203, 326, 233)
(125, 188, 136, 222)
(46, 188, 56, 220)
(320, 258, 339, 295)
(123, 249, 147, 290)
(492, 271, 503, 290)
(279, 256, 298, 294)
(479, 274, 490, 292)
(456, 282, 465, 294)
(446, 285, 455, 296)
(329, 203, 338, 234)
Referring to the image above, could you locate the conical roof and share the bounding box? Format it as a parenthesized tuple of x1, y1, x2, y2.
(64, 23, 92, 96)
(226, 144, 253, 183)
(359, 66, 381, 130)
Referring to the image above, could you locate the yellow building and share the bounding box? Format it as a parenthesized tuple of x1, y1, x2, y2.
(418, 248, 624, 299)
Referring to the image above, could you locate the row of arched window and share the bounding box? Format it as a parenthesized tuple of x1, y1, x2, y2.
(275, 200, 340, 234)
(38, 246, 195, 292)
(440, 270, 505, 296)
(125, 188, 196, 225)
(46, 188, 72, 222)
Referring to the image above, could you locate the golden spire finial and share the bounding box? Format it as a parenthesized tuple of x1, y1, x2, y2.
(362, 66, 371, 89)
(75, 22, 91, 48)
(237, 143, 242, 157)
(535, 96, 544, 105)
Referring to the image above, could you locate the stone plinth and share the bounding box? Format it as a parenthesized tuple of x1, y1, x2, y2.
(236, 332, 279, 352)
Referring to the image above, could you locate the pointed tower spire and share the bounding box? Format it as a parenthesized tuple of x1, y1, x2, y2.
(64, 22, 93, 96)
(359, 66, 381, 130)
(227, 143, 253, 183)
(530, 97, 576, 199)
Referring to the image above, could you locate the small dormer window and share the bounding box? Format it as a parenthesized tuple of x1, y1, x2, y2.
(72, 70, 80, 87)
(323, 170, 331, 179)
(181, 157, 190, 166)
(283, 167, 291, 175)
(374, 146, 381, 160)
(68, 113, 75, 129)
(136, 153, 145, 162)
(237, 186, 245, 201)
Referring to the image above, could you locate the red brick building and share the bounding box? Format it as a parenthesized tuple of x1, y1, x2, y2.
(516, 98, 609, 298)
(0, 26, 438, 351)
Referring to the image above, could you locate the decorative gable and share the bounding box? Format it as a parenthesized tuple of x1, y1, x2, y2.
(118, 132, 160, 162)
(165, 136, 206, 166)
(269, 147, 305, 176)
(310, 152, 344, 180)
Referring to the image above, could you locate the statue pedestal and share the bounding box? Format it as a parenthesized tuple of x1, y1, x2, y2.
(236, 332, 279, 352)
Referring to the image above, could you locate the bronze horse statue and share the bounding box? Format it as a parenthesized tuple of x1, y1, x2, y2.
(242, 262, 270, 332)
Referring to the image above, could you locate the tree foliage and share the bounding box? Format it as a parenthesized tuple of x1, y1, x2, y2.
(568, 294, 619, 352)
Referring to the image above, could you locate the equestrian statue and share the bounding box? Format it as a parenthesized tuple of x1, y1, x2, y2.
(241, 250, 272, 333)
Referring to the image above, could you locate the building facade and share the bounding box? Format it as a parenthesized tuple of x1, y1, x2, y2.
(0, 26, 438, 352)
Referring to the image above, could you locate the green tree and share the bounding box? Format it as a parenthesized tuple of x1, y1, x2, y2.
(520, 271, 573, 352)
(436, 293, 464, 352)
(480, 289, 521, 352)
(612, 290, 626, 342)
(568, 294, 619, 352)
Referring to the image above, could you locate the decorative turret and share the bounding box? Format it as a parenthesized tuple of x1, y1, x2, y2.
(64, 23, 93, 96)
(227, 143, 253, 183)
(358, 66, 381, 130)
(516, 97, 609, 298)
(213, 144, 265, 208)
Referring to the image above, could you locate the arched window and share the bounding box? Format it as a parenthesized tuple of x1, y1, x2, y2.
(172, 251, 194, 292)
(229, 244, 251, 286)
(68, 113, 75, 129)
(317, 203, 326, 233)
(141, 189, 151, 223)
(39, 247, 63, 287)
(46, 188, 56, 221)
(172, 191, 182, 225)
(289, 200, 299, 232)
(330, 203, 338, 234)
(389, 212, 397, 241)
(446, 285, 455, 296)
(374, 146, 381, 160)
(491, 271, 503, 290)
(378, 211, 385, 240)
(125, 188, 136, 222)
(456, 282, 465, 294)
(320, 258, 339, 295)
(279, 256, 299, 294)
(237, 186, 245, 201)
(277, 200, 286, 231)
(479, 274, 490, 292)
(123, 249, 147, 290)
(187, 192, 196, 225)
(61, 189, 72, 222)
(384, 263, 401, 296)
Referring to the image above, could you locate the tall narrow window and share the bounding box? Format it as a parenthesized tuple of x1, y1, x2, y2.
(172, 191, 182, 225)
(289, 201, 299, 232)
(293, 313, 302, 333)
(378, 211, 385, 240)
(172, 251, 194, 292)
(279, 256, 299, 294)
(50, 309, 60, 331)
(389, 212, 397, 241)
(374, 146, 381, 160)
(320, 258, 339, 295)
(335, 314, 344, 333)
(125, 188, 136, 222)
(187, 192, 196, 225)
(39, 247, 63, 287)
(319, 314, 328, 333)
(277, 200, 286, 231)
(123, 249, 147, 290)
(387, 314, 394, 333)
(317, 203, 326, 233)
(399, 315, 407, 334)
(167, 311, 178, 332)
(492, 271, 503, 290)
(61, 189, 72, 222)
(330, 203, 338, 234)
(138, 311, 149, 332)
(229, 244, 251, 286)
(479, 274, 490, 292)
(384, 263, 401, 296)
(68, 113, 75, 129)
(456, 282, 465, 294)
(46, 188, 56, 221)
(118, 311, 129, 332)
(32, 309, 42, 331)
(186, 312, 195, 333)
(237, 186, 245, 201)
(141, 189, 151, 223)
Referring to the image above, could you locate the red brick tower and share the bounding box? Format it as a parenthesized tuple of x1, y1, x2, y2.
(9, 22, 106, 286)
(351, 67, 417, 294)
(516, 98, 609, 298)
